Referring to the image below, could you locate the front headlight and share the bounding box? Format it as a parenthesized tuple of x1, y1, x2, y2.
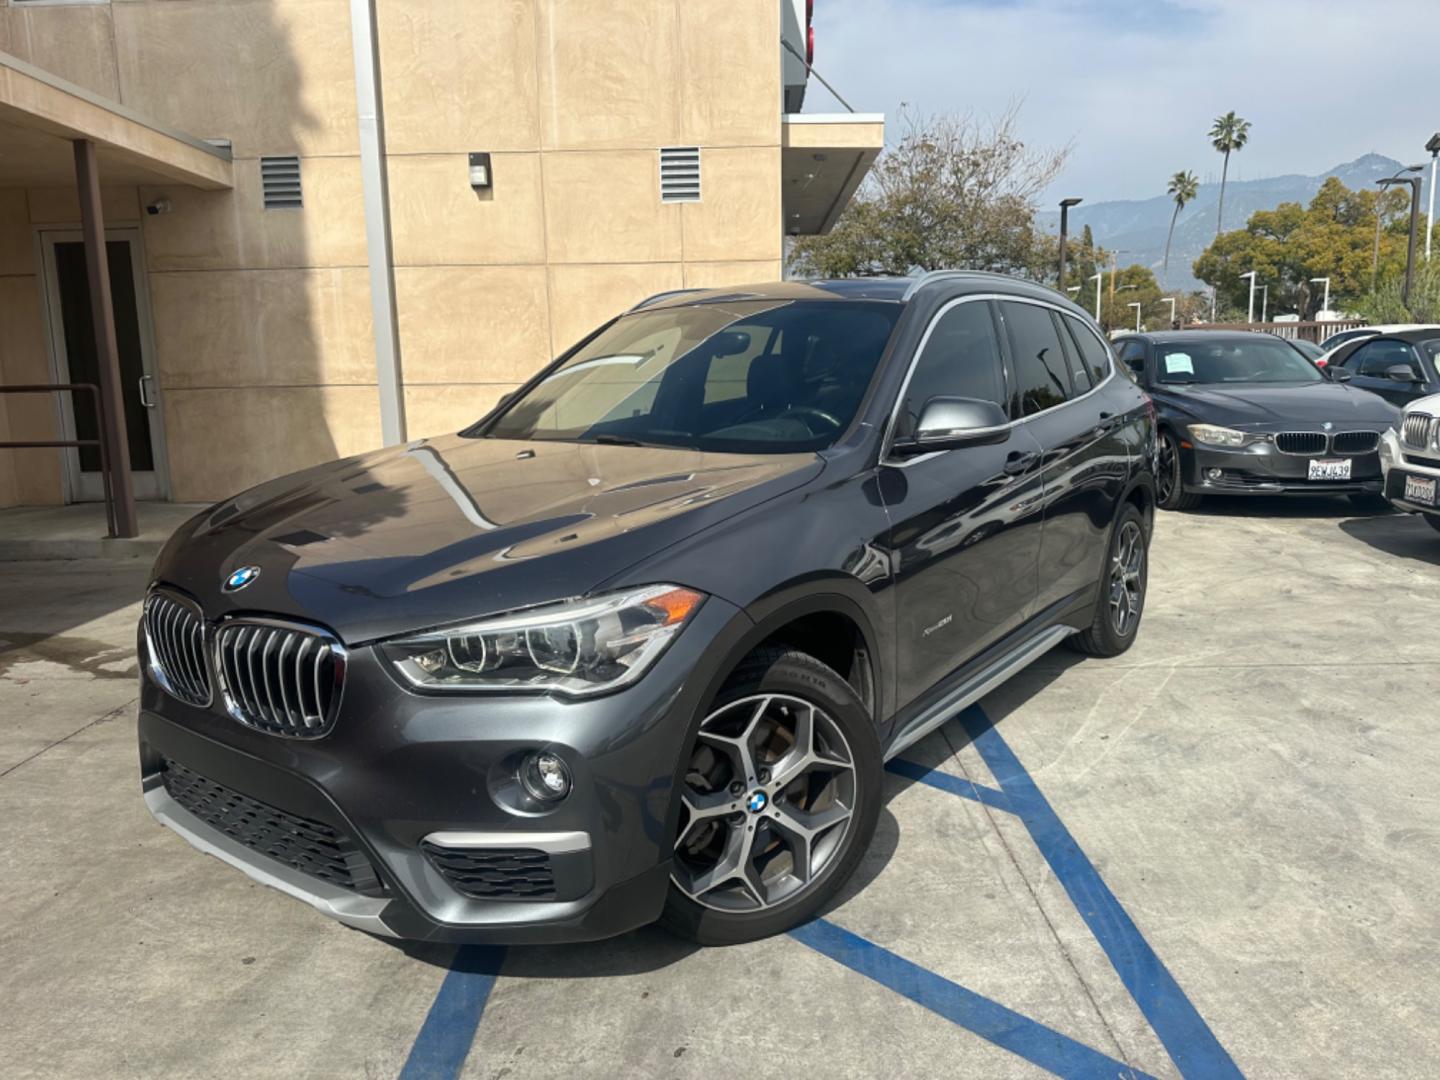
(1187, 423, 1263, 448)
(381, 584, 705, 697)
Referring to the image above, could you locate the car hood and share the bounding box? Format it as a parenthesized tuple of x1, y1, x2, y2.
(154, 434, 821, 643)
(1154, 381, 1399, 427)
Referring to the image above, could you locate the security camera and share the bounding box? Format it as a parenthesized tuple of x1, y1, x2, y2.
(146, 198, 173, 216)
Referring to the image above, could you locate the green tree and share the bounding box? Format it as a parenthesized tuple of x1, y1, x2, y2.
(1163, 170, 1199, 283)
(1099, 264, 1163, 332)
(1193, 177, 1413, 317)
(787, 106, 1068, 280)
(1209, 111, 1251, 236)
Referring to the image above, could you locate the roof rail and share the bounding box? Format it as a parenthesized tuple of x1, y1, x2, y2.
(628, 287, 706, 312)
(900, 269, 1021, 301)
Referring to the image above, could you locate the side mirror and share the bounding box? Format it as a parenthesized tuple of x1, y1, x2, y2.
(1386, 363, 1421, 383)
(891, 397, 1010, 456)
(1329, 368, 1352, 382)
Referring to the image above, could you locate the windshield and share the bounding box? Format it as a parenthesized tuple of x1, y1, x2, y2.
(1156, 338, 1325, 385)
(478, 300, 901, 453)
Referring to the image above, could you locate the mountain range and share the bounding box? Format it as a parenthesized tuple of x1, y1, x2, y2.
(1036, 154, 1407, 292)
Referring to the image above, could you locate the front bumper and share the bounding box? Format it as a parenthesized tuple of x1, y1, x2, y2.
(138, 594, 749, 943)
(1182, 441, 1383, 496)
(1380, 425, 1440, 517)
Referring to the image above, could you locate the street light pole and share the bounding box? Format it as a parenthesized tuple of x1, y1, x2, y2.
(1309, 276, 1330, 317)
(1128, 302, 1142, 332)
(1259, 284, 1268, 323)
(1090, 271, 1103, 322)
(1426, 134, 1440, 262)
(1374, 164, 1423, 286)
(1380, 175, 1423, 306)
(1057, 197, 1082, 288)
(1240, 270, 1258, 323)
(1160, 296, 1176, 327)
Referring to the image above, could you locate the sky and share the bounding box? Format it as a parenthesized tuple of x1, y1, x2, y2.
(806, 0, 1439, 204)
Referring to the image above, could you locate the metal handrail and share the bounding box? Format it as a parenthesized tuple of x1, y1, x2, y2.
(0, 383, 119, 537)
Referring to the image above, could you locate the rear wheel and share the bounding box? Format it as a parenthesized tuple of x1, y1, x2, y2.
(1069, 503, 1149, 658)
(1156, 431, 1201, 511)
(661, 648, 881, 945)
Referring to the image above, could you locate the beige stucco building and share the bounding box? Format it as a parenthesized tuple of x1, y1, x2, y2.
(0, 0, 880, 512)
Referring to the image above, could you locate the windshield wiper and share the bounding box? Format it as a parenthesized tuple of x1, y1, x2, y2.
(588, 434, 647, 447)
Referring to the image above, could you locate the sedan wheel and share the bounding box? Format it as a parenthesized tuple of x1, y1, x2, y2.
(1156, 432, 1200, 510)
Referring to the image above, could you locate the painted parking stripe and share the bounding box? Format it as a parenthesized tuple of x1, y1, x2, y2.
(791, 918, 1154, 1080)
(886, 757, 1013, 811)
(949, 704, 1243, 1080)
(398, 945, 506, 1080)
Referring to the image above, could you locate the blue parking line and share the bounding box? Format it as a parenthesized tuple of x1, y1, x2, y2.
(955, 704, 1244, 1080)
(886, 757, 1013, 811)
(398, 945, 506, 1080)
(791, 919, 1154, 1079)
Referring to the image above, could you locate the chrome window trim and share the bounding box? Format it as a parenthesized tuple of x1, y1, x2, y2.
(212, 613, 348, 739)
(880, 292, 1117, 468)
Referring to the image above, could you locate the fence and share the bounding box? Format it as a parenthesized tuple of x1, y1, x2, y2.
(1189, 320, 1367, 345)
(0, 383, 124, 537)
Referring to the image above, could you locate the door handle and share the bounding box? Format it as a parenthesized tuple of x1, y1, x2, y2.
(1003, 450, 1039, 475)
(138, 375, 156, 408)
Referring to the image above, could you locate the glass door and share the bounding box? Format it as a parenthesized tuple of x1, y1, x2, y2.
(39, 229, 168, 500)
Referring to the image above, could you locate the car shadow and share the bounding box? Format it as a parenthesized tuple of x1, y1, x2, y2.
(1187, 493, 1390, 519)
(1338, 513, 1440, 566)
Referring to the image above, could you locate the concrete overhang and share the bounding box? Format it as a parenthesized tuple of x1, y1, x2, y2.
(0, 51, 232, 189)
(782, 112, 883, 235)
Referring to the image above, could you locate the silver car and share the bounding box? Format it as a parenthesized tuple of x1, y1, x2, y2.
(1380, 392, 1440, 533)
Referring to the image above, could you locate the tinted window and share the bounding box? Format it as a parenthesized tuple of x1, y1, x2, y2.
(897, 301, 1007, 437)
(1117, 340, 1147, 380)
(1352, 339, 1417, 377)
(1058, 313, 1093, 391)
(483, 300, 901, 452)
(1066, 316, 1113, 385)
(1001, 301, 1072, 416)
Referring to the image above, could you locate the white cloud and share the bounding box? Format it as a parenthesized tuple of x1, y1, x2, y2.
(808, 0, 1438, 201)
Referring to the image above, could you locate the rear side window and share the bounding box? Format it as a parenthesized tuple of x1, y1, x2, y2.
(1117, 340, 1147, 380)
(1001, 301, 1072, 416)
(896, 301, 1008, 437)
(1065, 316, 1112, 386)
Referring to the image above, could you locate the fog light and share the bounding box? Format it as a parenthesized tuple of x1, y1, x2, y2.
(520, 751, 571, 802)
(1206, 468, 1223, 481)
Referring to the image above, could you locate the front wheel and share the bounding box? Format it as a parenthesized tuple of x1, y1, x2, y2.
(1069, 503, 1149, 658)
(1156, 431, 1202, 511)
(661, 648, 881, 945)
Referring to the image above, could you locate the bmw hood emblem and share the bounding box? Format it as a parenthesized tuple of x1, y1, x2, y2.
(223, 565, 261, 592)
(746, 790, 768, 813)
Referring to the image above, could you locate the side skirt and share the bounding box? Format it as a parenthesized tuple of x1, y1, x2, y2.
(883, 624, 1075, 762)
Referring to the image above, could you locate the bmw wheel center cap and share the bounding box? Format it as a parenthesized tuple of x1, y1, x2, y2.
(223, 565, 261, 592)
(746, 790, 768, 813)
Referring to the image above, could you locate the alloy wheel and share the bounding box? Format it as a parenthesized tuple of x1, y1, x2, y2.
(1109, 520, 1145, 636)
(1157, 435, 1178, 504)
(672, 693, 857, 913)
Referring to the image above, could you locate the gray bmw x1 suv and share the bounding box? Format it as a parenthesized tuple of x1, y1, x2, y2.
(139, 272, 1156, 945)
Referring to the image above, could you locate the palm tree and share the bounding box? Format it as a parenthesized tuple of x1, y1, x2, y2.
(1163, 169, 1199, 281)
(1209, 111, 1251, 236)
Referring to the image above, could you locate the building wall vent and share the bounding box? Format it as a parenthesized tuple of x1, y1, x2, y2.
(659, 147, 701, 203)
(260, 156, 303, 210)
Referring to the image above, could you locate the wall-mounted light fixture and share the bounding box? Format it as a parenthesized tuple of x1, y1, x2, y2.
(468, 152, 492, 191)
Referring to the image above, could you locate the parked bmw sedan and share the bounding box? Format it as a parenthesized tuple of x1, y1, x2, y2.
(138, 273, 1155, 946)
(1113, 330, 1399, 510)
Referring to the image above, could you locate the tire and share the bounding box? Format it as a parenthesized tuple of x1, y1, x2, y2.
(1069, 503, 1149, 658)
(1348, 493, 1391, 513)
(1155, 431, 1202, 511)
(660, 647, 882, 946)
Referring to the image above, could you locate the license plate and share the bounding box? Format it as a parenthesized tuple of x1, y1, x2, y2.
(1307, 458, 1351, 481)
(1404, 474, 1438, 507)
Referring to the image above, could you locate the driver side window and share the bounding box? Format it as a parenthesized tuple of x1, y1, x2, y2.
(897, 301, 1008, 438)
(1353, 339, 1415, 378)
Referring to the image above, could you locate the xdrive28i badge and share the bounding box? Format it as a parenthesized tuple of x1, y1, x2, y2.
(222, 565, 261, 592)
